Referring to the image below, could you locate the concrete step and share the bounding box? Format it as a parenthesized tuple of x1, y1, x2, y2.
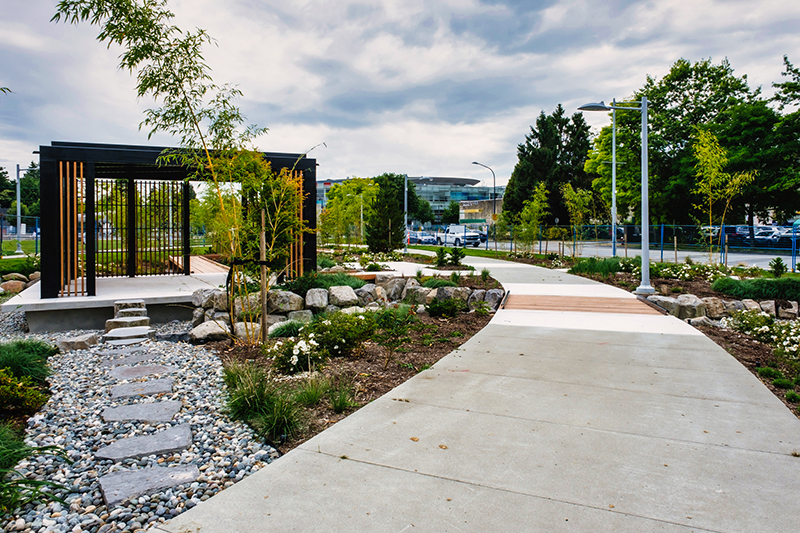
(110, 378, 173, 399)
(103, 326, 154, 343)
(114, 299, 146, 316)
(116, 308, 148, 318)
(102, 401, 182, 423)
(96, 424, 192, 462)
(109, 364, 177, 380)
(99, 465, 199, 507)
(105, 316, 150, 333)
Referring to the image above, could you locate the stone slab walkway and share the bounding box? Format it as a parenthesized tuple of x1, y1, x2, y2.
(156, 256, 800, 532)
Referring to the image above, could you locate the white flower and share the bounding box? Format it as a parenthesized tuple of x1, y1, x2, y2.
(290, 355, 298, 366)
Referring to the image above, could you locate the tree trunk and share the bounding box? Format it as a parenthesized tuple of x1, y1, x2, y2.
(260, 209, 267, 343)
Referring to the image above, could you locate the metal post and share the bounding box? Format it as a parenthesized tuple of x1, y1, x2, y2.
(35, 217, 39, 255)
(611, 100, 617, 258)
(404, 174, 408, 254)
(636, 97, 654, 293)
(660, 223, 664, 263)
(15, 165, 22, 254)
(793, 226, 797, 273)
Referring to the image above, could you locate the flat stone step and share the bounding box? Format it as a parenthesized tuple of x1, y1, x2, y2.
(97, 346, 147, 358)
(109, 364, 177, 380)
(116, 308, 148, 318)
(99, 352, 156, 368)
(103, 326, 154, 343)
(96, 424, 192, 462)
(114, 299, 146, 316)
(104, 338, 146, 347)
(105, 316, 150, 333)
(99, 465, 199, 507)
(102, 401, 182, 423)
(110, 378, 173, 399)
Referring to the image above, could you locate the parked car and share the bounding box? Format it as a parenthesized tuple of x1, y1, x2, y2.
(436, 225, 481, 247)
(407, 231, 436, 245)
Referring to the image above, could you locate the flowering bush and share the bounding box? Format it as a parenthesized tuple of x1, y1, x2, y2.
(724, 309, 800, 358)
(618, 257, 729, 282)
(358, 251, 403, 266)
(304, 312, 376, 358)
(267, 335, 324, 374)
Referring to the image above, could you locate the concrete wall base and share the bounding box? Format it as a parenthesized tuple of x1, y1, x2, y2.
(26, 304, 193, 333)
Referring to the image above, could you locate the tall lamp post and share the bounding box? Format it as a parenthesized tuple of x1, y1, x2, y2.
(578, 97, 654, 294)
(471, 161, 496, 252)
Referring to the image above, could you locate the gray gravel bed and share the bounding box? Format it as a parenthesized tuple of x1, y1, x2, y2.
(0, 312, 279, 533)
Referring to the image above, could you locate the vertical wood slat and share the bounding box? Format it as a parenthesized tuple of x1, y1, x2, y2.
(86, 162, 95, 296)
(58, 162, 64, 297)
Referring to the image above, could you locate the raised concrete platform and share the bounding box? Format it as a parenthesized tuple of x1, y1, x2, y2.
(1, 273, 226, 332)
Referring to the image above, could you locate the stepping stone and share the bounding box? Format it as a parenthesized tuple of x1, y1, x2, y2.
(57, 333, 98, 352)
(96, 424, 192, 462)
(117, 308, 147, 318)
(105, 316, 150, 333)
(99, 352, 157, 368)
(102, 401, 182, 423)
(105, 338, 146, 347)
(99, 465, 199, 507)
(114, 299, 146, 315)
(97, 346, 147, 358)
(103, 326, 154, 343)
(110, 378, 173, 399)
(109, 364, 177, 380)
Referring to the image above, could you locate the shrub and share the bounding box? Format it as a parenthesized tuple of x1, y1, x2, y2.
(305, 312, 376, 358)
(268, 321, 304, 339)
(316, 273, 366, 291)
(365, 263, 382, 272)
(473, 300, 492, 317)
(568, 257, 620, 278)
(415, 268, 424, 281)
(426, 298, 467, 318)
(773, 378, 794, 389)
(757, 367, 784, 380)
(0, 369, 48, 414)
(450, 271, 461, 284)
(786, 391, 800, 403)
(480, 268, 490, 282)
(435, 247, 448, 268)
(317, 255, 336, 269)
(448, 247, 466, 266)
(422, 278, 457, 289)
(0, 340, 57, 384)
(670, 286, 685, 294)
(279, 272, 320, 298)
(770, 257, 788, 278)
(249, 393, 302, 443)
(712, 276, 800, 302)
(267, 336, 325, 374)
(328, 380, 357, 414)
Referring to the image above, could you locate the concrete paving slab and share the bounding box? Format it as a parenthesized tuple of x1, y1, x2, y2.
(294, 400, 800, 533)
(389, 369, 800, 454)
(110, 378, 173, 399)
(100, 465, 199, 507)
(101, 401, 182, 423)
(96, 424, 192, 461)
(108, 364, 177, 380)
(99, 352, 157, 368)
(155, 450, 700, 533)
(503, 281, 638, 298)
(104, 338, 146, 347)
(104, 326, 154, 341)
(493, 308, 700, 335)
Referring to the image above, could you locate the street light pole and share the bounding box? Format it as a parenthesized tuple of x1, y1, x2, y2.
(472, 161, 496, 252)
(611, 99, 617, 258)
(578, 98, 653, 294)
(404, 174, 408, 254)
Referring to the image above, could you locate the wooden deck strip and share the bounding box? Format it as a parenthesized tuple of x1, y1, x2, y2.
(169, 255, 229, 274)
(503, 294, 663, 315)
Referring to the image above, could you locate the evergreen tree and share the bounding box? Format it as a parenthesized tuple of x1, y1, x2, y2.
(505, 104, 590, 225)
(365, 175, 404, 252)
(441, 201, 460, 224)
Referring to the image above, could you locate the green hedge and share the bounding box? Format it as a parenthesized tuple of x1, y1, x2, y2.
(711, 276, 800, 301)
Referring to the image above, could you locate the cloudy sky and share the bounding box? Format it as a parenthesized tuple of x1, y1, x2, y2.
(2, 0, 799, 185)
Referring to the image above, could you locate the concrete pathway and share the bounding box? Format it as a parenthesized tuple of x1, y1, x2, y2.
(156, 257, 800, 532)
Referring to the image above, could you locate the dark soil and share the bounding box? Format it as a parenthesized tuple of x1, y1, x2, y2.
(212, 311, 492, 454)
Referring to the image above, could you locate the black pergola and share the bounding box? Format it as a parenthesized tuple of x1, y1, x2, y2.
(39, 141, 317, 299)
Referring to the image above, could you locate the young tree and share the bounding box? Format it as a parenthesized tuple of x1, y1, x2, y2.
(441, 201, 460, 225)
(692, 129, 756, 261)
(505, 104, 590, 224)
(560, 183, 592, 256)
(320, 178, 377, 245)
(517, 183, 549, 249)
(365, 176, 404, 252)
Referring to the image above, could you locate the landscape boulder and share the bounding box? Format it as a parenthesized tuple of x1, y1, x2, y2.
(0, 280, 26, 293)
(233, 322, 262, 341)
(675, 294, 706, 319)
(723, 300, 745, 314)
(267, 290, 304, 314)
(647, 295, 679, 316)
(305, 288, 329, 311)
(484, 289, 505, 310)
(213, 290, 230, 312)
(779, 301, 799, 319)
(57, 333, 98, 352)
(189, 321, 230, 343)
(233, 293, 261, 319)
(2, 273, 28, 283)
(468, 289, 486, 310)
(355, 284, 376, 306)
(329, 265, 346, 273)
(701, 297, 727, 319)
(28, 271, 41, 281)
(381, 278, 407, 301)
(742, 299, 761, 312)
(401, 278, 421, 300)
(689, 316, 715, 327)
(374, 273, 395, 285)
(329, 285, 359, 307)
(759, 300, 776, 317)
(403, 287, 430, 305)
(340, 306, 366, 315)
(325, 304, 341, 314)
(287, 310, 313, 323)
(191, 288, 217, 308)
(436, 286, 471, 302)
(191, 308, 205, 328)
